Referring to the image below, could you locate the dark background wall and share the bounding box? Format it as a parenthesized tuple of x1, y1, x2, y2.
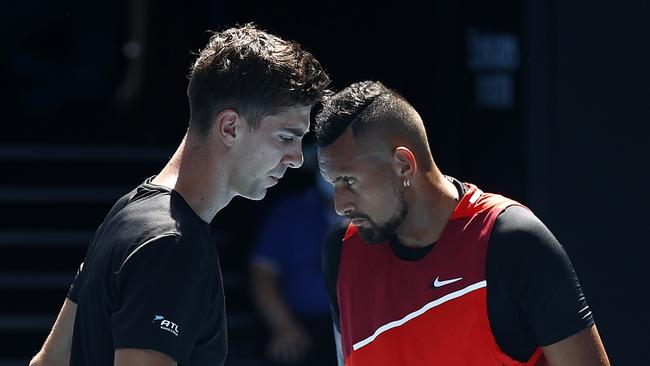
(1, 0, 647, 364)
(525, 1, 650, 364)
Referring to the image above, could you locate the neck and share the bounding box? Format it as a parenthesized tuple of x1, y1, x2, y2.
(152, 134, 234, 223)
(394, 172, 459, 248)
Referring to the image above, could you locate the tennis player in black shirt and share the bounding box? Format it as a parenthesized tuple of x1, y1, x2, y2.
(30, 24, 329, 366)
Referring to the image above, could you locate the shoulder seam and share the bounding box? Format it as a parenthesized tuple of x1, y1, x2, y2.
(115, 233, 181, 274)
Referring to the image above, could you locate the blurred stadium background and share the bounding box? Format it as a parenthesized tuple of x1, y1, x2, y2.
(1, 0, 648, 364)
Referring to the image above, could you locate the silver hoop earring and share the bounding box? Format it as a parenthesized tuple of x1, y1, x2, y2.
(403, 179, 410, 188)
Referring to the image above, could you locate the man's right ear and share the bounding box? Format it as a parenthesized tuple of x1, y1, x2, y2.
(215, 109, 240, 147)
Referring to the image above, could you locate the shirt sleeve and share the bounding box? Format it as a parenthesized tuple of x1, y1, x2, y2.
(487, 206, 594, 352)
(66, 261, 85, 303)
(68, 195, 132, 303)
(110, 234, 216, 364)
(322, 224, 347, 331)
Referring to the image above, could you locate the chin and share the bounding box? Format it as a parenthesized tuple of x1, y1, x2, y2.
(358, 227, 390, 244)
(250, 191, 267, 200)
(242, 187, 267, 201)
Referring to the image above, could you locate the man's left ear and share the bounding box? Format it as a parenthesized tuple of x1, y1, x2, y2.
(393, 146, 417, 179)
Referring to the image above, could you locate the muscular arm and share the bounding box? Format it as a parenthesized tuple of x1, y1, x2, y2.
(542, 325, 610, 366)
(30, 298, 77, 366)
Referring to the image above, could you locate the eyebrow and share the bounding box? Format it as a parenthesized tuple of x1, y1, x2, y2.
(280, 127, 308, 137)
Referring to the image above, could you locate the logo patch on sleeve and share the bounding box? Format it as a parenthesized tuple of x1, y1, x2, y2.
(152, 314, 180, 336)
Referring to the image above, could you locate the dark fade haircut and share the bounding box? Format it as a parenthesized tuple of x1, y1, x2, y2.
(187, 23, 330, 134)
(314, 81, 432, 169)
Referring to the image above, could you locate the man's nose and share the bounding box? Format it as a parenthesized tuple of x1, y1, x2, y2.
(334, 190, 354, 217)
(282, 144, 304, 168)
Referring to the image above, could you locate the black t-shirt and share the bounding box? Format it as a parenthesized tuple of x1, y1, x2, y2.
(322, 179, 594, 362)
(67, 178, 227, 366)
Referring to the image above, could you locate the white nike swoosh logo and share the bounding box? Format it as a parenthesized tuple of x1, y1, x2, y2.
(433, 276, 463, 288)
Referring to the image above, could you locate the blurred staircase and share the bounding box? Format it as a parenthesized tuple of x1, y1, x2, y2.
(0, 144, 266, 365)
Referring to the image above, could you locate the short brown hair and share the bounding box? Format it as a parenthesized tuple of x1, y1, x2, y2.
(187, 24, 330, 134)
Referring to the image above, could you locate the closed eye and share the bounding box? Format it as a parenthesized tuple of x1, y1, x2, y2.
(334, 176, 356, 187)
(279, 135, 295, 144)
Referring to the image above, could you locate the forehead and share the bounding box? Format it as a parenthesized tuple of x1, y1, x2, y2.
(259, 105, 311, 132)
(318, 128, 386, 178)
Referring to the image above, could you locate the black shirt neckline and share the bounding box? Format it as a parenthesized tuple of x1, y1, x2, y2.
(141, 176, 209, 226)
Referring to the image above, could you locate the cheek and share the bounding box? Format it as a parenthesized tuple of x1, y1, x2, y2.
(266, 146, 285, 167)
(373, 182, 402, 214)
(253, 142, 280, 167)
(358, 183, 393, 210)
